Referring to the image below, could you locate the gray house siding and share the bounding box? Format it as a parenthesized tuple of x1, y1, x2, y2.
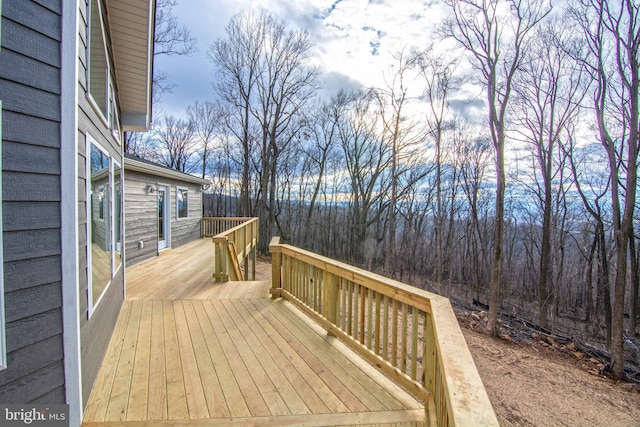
(125, 169, 205, 266)
(171, 184, 204, 247)
(0, 0, 66, 404)
(123, 170, 158, 265)
(77, 0, 125, 407)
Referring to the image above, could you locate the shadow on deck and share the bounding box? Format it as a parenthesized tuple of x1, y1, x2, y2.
(82, 238, 426, 426)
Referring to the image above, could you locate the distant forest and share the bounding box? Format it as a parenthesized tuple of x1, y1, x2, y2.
(128, 0, 640, 379)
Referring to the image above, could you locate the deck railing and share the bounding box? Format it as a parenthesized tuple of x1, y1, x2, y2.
(202, 217, 256, 237)
(269, 237, 498, 427)
(206, 217, 259, 282)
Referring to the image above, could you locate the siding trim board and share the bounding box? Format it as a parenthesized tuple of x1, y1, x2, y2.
(60, 0, 82, 423)
(0, 100, 8, 372)
(0, 0, 6, 371)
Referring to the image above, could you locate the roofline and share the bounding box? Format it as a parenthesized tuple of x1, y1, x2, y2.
(109, 0, 156, 132)
(124, 156, 211, 186)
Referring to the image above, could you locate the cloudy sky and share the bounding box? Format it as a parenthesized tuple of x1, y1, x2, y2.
(154, 0, 455, 119)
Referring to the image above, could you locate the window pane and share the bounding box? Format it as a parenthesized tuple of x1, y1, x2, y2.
(177, 189, 188, 218)
(90, 143, 110, 306)
(89, 0, 108, 118)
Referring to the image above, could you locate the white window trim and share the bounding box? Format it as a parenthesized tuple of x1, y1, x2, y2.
(111, 160, 122, 275)
(86, 134, 113, 318)
(0, 100, 7, 370)
(109, 83, 121, 144)
(176, 186, 189, 220)
(86, 0, 110, 128)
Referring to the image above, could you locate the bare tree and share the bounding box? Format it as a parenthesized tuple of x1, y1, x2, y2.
(376, 49, 424, 277)
(459, 131, 493, 300)
(209, 11, 265, 215)
(155, 115, 197, 173)
(441, 0, 552, 335)
(187, 100, 225, 179)
(339, 89, 391, 263)
(512, 16, 589, 328)
(298, 94, 346, 247)
(210, 11, 319, 250)
(568, 0, 640, 378)
(124, 131, 157, 159)
(254, 13, 319, 251)
(416, 45, 460, 284)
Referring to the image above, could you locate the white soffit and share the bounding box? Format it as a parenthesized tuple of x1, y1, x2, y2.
(107, 0, 154, 131)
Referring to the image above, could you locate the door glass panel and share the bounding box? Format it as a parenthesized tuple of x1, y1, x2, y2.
(158, 189, 165, 241)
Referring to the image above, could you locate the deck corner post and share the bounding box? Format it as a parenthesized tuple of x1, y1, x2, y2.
(269, 237, 282, 298)
(252, 245, 256, 280)
(326, 272, 338, 326)
(212, 235, 230, 282)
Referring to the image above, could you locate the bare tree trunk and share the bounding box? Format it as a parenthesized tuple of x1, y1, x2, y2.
(630, 231, 639, 336)
(487, 143, 506, 334)
(569, 0, 639, 379)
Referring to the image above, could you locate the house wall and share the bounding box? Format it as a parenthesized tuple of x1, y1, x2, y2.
(0, 0, 67, 403)
(77, 0, 125, 406)
(125, 170, 204, 266)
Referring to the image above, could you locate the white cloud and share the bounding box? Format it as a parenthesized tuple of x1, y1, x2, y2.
(156, 0, 451, 118)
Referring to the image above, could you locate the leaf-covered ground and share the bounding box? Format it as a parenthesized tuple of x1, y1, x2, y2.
(459, 315, 640, 427)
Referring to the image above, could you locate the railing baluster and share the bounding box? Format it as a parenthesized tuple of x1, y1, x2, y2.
(411, 308, 418, 381)
(382, 295, 389, 360)
(366, 288, 373, 349)
(348, 281, 355, 337)
(374, 291, 381, 355)
(340, 278, 347, 331)
(392, 298, 398, 367)
(359, 285, 365, 345)
(401, 303, 408, 374)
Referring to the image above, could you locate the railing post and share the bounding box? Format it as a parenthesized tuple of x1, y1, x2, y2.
(251, 245, 256, 280)
(269, 237, 282, 298)
(325, 271, 338, 326)
(212, 236, 229, 282)
(424, 312, 436, 392)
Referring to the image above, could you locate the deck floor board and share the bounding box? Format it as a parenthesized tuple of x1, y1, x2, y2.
(83, 238, 425, 426)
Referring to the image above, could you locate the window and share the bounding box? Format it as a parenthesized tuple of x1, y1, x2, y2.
(88, 139, 110, 312)
(87, 0, 109, 122)
(86, 135, 122, 316)
(177, 188, 188, 219)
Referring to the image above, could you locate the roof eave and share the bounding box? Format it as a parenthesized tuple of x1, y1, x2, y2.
(107, 0, 156, 132)
(124, 157, 211, 186)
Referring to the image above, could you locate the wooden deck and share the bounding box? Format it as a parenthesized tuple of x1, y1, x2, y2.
(126, 238, 270, 300)
(83, 239, 426, 426)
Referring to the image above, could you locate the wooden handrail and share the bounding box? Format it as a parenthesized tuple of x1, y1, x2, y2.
(210, 218, 259, 282)
(269, 237, 498, 427)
